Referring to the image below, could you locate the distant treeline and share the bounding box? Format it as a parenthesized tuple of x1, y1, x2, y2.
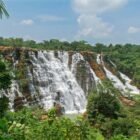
(0, 37, 140, 52)
(0, 37, 94, 51)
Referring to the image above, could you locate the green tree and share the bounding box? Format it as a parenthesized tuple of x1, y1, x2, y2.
(87, 85, 121, 124)
(0, 61, 12, 118)
(0, 0, 9, 18)
(0, 61, 11, 90)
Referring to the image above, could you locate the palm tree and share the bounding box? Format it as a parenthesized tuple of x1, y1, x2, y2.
(0, 0, 9, 18)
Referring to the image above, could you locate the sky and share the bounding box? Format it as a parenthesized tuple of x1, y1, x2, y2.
(0, 0, 140, 44)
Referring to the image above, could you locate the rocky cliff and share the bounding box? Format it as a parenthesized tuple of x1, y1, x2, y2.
(0, 47, 139, 114)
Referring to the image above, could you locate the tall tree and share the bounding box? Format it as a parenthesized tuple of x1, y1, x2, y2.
(0, 0, 9, 18)
(0, 0, 10, 118)
(0, 61, 11, 118)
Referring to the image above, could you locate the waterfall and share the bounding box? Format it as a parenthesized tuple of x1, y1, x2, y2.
(3, 51, 139, 113)
(103, 67, 126, 91)
(119, 72, 140, 94)
(109, 60, 117, 68)
(2, 81, 24, 112)
(96, 54, 101, 65)
(71, 53, 84, 75)
(28, 51, 87, 114)
(104, 67, 140, 95)
(97, 54, 140, 95)
(89, 67, 102, 85)
(71, 53, 101, 92)
(2, 51, 102, 114)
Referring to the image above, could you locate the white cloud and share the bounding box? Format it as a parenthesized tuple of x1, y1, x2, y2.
(77, 15, 114, 38)
(72, 0, 128, 38)
(128, 26, 140, 34)
(73, 0, 127, 14)
(20, 19, 34, 25)
(37, 15, 65, 22)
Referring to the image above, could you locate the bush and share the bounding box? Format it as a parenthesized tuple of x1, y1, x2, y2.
(0, 107, 105, 140)
(87, 89, 121, 124)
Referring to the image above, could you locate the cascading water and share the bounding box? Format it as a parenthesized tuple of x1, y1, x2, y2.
(2, 81, 24, 112)
(2, 51, 139, 113)
(109, 60, 117, 68)
(119, 72, 140, 94)
(28, 51, 87, 114)
(103, 66, 126, 91)
(71, 53, 84, 75)
(97, 54, 140, 95)
(1, 51, 102, 114)
(96, 54, 101, 65)
(71, 53, 101, 92)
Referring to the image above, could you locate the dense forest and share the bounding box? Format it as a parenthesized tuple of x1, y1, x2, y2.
(0, 38, 140, 140)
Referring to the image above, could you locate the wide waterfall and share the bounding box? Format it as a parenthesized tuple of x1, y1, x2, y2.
(6, 51, 101, 114)
(1, 51, 139, 113)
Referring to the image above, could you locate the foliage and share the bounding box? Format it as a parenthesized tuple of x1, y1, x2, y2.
(0, 107, 105, 140)
(0, 61, 11, 90)
(110, 134, 137, 140)
(0, 60, 12, 118)
(87, 84, 121, 123)
(100, 44, 140, 88)
(0, 105, 138, 139)
(87, 81, 140, 139)
(0, 96, 9, 118)
(0, 0, 9, 19)
(0, 37, 94, 52)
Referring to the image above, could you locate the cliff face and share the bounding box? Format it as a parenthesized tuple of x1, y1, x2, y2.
(0, 47, 139, 113)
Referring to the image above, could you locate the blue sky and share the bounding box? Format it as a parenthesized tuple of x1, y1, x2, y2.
(0, 0, 140, 44)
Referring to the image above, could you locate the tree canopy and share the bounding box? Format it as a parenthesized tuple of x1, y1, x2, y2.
(0, 0, 9, 19)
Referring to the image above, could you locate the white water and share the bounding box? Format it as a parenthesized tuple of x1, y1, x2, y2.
(71, 53, 84, 75)
(104, 67, 126, 91)
(90, 67, 101, 86)
(97, 54, 140, 95)
(3, 81, 24, 112)
(28, 51, 87, 114)
(4, 52, 139, 113)
(96, 54, 101, 65)
(104, 68, 140, 95)
(109, 60, 117, 68)
(71, 53, 101, 89)
(2, 51, 102, 114)
(120, 72, 140, 94)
